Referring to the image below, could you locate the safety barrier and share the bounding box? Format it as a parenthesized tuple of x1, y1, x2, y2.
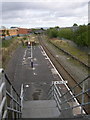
(48, 76, 90, 116)
(0, 69, 22, 119)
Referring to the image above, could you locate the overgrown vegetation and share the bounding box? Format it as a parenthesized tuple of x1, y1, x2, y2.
(2, 39, 13, 47)
(49, 39, 88, 64)
(46, 24, 90, 47)
(1, 37, 21, 68)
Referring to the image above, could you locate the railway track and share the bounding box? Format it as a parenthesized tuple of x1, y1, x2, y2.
(38, 35, 90, 114)
(49, 40, 89, 69)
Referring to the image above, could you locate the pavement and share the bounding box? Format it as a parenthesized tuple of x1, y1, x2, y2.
(5, 45, 60, 100)
(5, 44, 82, 117)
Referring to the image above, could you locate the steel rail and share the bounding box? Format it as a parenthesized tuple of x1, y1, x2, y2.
(38, 35, 90, 114)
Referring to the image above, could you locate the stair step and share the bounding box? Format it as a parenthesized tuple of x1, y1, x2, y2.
(22, 100, 60, 118)
(23, 100, 57, 108)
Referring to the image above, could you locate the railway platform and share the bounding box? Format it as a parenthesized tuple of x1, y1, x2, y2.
(0, 44, 90, 119)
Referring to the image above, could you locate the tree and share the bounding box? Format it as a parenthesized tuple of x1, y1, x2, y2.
(47, 28, 58, 38)
(2, 30, 6, 37)
(73, 25, 88, 46)
(6, 30, 10, 36)
(41, 28, 44, 30)
(73, 23, 78, 26)
(55, 26, 60, 29)
(58, 28, 73, 40)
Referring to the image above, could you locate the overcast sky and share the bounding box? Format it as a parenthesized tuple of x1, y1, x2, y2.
(1, 0, 90, 28)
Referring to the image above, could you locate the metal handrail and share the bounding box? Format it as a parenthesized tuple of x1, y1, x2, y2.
(48, 75, 90, 116)
(60, 76, 90, 98)
(60, 89, 90, 105)
(4, 72, 21, 98)
(20, 84, 24, 110)
(0, 96, 6, 117)
(62, 102, 90, 111)
(0, 69, 22, 119)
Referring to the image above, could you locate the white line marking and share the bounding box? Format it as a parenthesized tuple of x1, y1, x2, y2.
(40, 45, 85, 114)
(33, 72, 37, 75)
(45, 57, 48, 60)
(34, 58, 37, 61)
(56, 55, 59, 58)
(51, 68, 57, 75)
(25, 85, 29, 87)
(33, 67, 35, 70)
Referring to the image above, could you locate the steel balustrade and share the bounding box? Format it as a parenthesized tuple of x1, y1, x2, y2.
(48, 76, 90, 116)
(0, 69, 22, 119)
(0, 68, 90, 119)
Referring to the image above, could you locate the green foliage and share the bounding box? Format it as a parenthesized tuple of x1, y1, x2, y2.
(6, 30, 10, 36)
(55, 26, 60, 29)
(58, 28, 73, 40)
(88, 25, 90, 46)
(2, 30, 6, 37)
(23, 37, 27, 40)
(47, 28, 58, 38)
(73, 25, 88, 46)
(46, 24, 89, 47)
(73, 23, 78, 26)
(2, 39, 13, 47)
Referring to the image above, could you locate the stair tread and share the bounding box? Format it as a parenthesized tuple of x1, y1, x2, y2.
(23, 100, 57, 108)
(22, 100, 60, 118)
(22, 106, 60, 118)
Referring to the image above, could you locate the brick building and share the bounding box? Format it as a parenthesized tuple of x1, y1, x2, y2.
(0, 27, 31, 38)
(9, 28, 18, 36)
(17, 28, 30, 35)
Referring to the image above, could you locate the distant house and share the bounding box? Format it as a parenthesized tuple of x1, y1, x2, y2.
(9, 28, 18, 36)
(0, 30, 2, 38)
(34, 30, 44, 34)
(0, 27, 32, 39)
(17, 28, 31, 35)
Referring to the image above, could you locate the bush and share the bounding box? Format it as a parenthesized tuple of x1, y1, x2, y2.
(46, 25, 90, 47)
(47, 28, 58, 38)
(58, 28, 73, 40)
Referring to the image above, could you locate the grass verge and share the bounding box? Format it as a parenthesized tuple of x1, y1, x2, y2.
(1, 37, 22, 68)
(49, 38, 88, 65)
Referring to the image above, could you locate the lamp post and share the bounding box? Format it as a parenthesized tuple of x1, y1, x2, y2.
(31, 42, 33, 68)
(31, 42, 33, 58)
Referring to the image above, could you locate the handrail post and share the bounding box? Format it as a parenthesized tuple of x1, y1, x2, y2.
(71, 89, 74, 115)
(20, 84, 24, 110)
(10, 85, 14, 118)
(16, 94, 18, 118)
(81, 80, 85, 115)
(52, 81, 54, 99)
(1, 70, 8, 119)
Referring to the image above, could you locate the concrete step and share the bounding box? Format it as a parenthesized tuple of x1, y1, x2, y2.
(22, 100, 60, 118)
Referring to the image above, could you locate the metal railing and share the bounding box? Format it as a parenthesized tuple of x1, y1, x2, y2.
(0, 69, 22, 119)
(48, 76, 90, 117)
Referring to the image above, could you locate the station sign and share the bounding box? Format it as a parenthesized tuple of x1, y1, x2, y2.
(53, 81, 68, 84)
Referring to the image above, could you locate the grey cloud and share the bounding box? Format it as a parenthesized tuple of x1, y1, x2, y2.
(2, 2, 87, 13)
(1, 1, 88, 27)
